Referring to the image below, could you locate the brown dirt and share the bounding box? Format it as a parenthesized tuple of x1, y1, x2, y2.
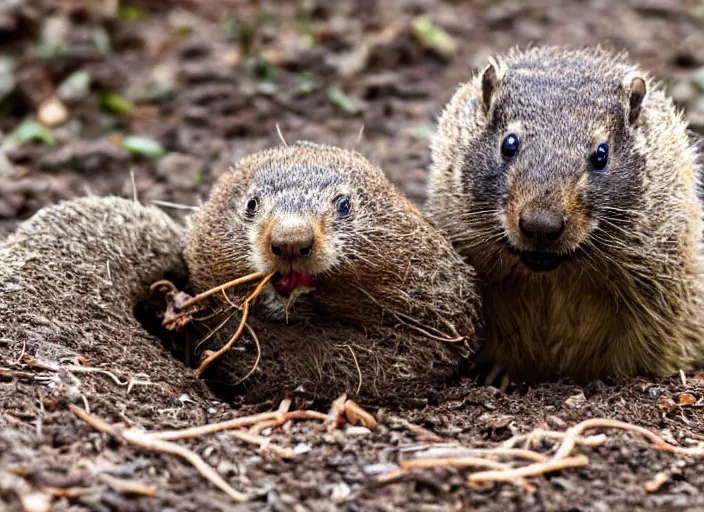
(2, 0, 704, 510)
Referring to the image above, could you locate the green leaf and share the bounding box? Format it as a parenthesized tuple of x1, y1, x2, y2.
(121, 136, 165, 158)
(297, 71, 316, 95)
(0, 55, 16, 103)
(409, 124, 435, 142)
(35, 42, 70, 60)
(411, 16, 458, 60)
(57, 70, 91, 101)
(327, 86, 359, 115)
(118, 5, 145, 21)
(100, 91, 134, 114)
(93, 26, 112, 54)
(255, 58, 276, 82)
(13, 120, 56, 146)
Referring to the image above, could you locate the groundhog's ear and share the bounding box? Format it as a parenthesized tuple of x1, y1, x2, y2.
(624, 75, 646, 125)
(480, 58, 503, 116)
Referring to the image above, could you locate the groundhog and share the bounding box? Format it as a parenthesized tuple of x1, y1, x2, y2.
(183, 141, 482, 400)
(426, 45, 704, 384)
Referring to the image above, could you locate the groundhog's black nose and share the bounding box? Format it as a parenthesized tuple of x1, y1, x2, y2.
(270, 219, 315, 259)
(519, 209, 565, 243)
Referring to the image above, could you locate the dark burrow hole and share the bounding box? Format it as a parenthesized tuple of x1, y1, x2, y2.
(133, 271, 505, 408)
(132, 270, 259, 405)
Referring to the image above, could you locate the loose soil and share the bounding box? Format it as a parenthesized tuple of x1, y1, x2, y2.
(2, 1, 704, 511)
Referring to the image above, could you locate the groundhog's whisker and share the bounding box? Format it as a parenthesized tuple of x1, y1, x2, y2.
(197, 272, 274, 375)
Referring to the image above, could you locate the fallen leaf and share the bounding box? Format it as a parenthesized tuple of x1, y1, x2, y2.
(57, 70, 91, 102)
(657, 396, 677, 412)
(100, 91, 134, 115)
(121, 136, 165, 159)
(411, 16, 458, 60)
(327, 86, 360, 115)
(675, 393, 697, 406)
(13, 121, 56, 146)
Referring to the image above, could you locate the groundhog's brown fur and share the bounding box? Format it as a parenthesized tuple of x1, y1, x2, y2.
(427, 46, 704, 384)
(183, 141, 482, 400)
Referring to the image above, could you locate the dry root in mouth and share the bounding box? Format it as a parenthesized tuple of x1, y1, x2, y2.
(149, 271, 275, 376)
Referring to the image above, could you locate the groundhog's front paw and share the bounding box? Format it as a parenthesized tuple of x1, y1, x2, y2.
(480, 363, 515, 393)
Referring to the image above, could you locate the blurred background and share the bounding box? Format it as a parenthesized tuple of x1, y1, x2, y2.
(1, 0, 704, 236)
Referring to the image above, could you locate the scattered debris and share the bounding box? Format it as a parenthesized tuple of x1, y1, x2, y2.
(121, 136, 166, 159)
(70, 395, 361, 503)
(37, 95, 69, 128)
(327, 86, 360, 115)
(410, 16, 458, 60)
(12, 121, 55, 146)
(377, 417, 704, 491)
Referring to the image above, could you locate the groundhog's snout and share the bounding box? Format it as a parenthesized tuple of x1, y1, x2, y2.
(269, 217, 315, 260)
(519, 209, 566, 246)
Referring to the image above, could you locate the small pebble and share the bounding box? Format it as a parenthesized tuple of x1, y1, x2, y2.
(363, 462, 398, 476)
(38, 96, 69, 128)
(345, 425, 372, 436)
(293, 443, 312, 455)
(564, 391, 586, 408)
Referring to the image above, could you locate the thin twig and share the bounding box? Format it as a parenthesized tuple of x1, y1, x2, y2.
(228, 430, 295, 458)
(151, 200, 199, 211)
(552, 418, 704, 460)
(392, 418, 445, 443)
(195, 311, 238, 353)
(130, 169, 138, 203)
(345, 345, 362, 395)
(66, 366, 128, 386)
(70, 405, 248, 502)
(70, 404, 115, 434)
(248, 399, 293, 434)
(98, 473, 158, 497)
(355, 124, 365, 145)
(233, 323, 262, 385)
(502, 429, 607, 450)
(400, 457, 510, 471)
(122, 430, 249, 502)
(407, 447, 548, 463)
(146, 411, 280, 441)
(197, 273, 274, 375)
(467, 455, 590, 484)
(276, 123, 289, 147)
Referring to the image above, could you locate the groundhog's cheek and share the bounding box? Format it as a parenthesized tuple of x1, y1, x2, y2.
(558, 179, 590, 246)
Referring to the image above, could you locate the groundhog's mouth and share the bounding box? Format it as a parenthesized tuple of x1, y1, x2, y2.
(516, 251, 569, 272)
(271, 271, 317, 298)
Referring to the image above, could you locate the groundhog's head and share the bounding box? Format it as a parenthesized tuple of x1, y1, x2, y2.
(428, 47, 653, 279)
(184, 141, 436, 323)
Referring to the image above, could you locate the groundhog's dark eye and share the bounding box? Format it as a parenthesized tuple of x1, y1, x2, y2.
(335, 195, 351, 217)
(591, 142, 609, 171)
(501, 133, 520, 158)
(245, 197, 259, 217)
